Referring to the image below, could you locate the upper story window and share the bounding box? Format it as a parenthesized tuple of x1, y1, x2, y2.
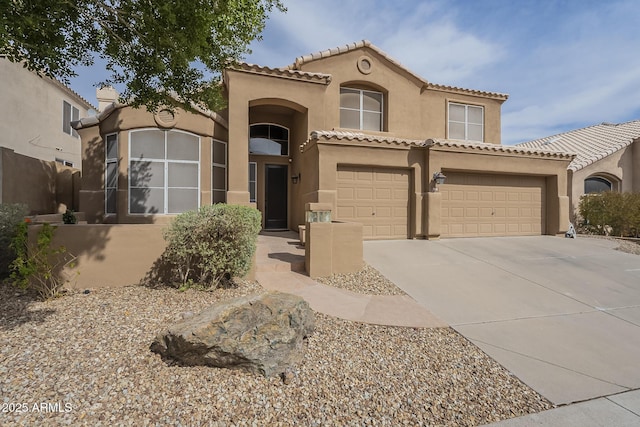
(249, 124, 289, 156)
(63, 101, 79, 138)
(129, 129, 200, 215)
(448, 102, 484, 141)
(340, 87, 383, 131)
(584, 176, 612, 194)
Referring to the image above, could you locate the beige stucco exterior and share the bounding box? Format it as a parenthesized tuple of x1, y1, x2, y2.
(568, 140, 640, 219)
(0, 58, 93, 168)
(75, 41, 573, 239)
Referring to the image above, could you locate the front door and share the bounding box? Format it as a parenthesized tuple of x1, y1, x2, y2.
(264, 164, 288, 229)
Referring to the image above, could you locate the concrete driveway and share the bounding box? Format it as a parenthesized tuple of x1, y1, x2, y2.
(364, 236, 640, 405)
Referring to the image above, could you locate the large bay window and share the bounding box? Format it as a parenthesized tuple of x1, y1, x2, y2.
(129, 129, 200, 214)
(448, 102, 484, 141)
(340, 87, 383, 131)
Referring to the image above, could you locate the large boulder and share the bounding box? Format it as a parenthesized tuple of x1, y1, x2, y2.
(151, 291, 315, 377)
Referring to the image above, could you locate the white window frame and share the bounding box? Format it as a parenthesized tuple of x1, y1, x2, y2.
(339, 87, 384, 131)
(105, 133, 118, 215)
(448, 102, 484, 141)
(249, 123, 290, 156)
(211, 139, 227, 204)
(62, 100, 79, 138)
(55, 158, 74, 167)
(128, 128, 201, 215)
(249, 162, 257, 203)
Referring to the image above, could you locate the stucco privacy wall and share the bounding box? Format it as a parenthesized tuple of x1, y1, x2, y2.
(33, 224, 255, 289)
(0, 147, 79, 214)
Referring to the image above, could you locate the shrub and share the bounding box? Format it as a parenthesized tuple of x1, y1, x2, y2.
(63, 209, 77, 224)
(10, 222, 77, 300)
(0, 203, 29, 278)
(162, 204, 262, 288)
(578, 192, 640, 237)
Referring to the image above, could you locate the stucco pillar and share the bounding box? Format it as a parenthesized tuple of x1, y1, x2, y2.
(226, 84, 250, 205)
(633, 139, 640, 191)
(426, 192, 442, 240)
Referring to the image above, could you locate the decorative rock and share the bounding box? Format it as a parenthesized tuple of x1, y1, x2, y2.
(151, 291, 315, 377)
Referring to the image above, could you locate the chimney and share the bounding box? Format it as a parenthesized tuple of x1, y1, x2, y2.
(96, 86, 119, 112)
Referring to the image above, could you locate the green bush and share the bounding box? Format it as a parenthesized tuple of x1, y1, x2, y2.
(10, 222, 76, 300)
(63, 209, 77, 224)
(0, 203, 29, 278)
(578, 192, 640, 237)
(162, 204, 262, 288)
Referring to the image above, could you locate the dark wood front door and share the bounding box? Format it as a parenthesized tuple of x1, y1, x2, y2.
(265, 164, 288, 229)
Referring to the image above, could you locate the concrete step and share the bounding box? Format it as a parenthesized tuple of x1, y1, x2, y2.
(256, 259, 305, 273)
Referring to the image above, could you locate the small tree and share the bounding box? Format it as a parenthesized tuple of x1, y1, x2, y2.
(162, 204, 262, 288)
(0, 203, 29, 278)
(10, 222, 77, 300)
(1, 0, 285, 112)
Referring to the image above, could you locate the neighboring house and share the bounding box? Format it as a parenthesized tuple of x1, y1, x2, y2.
(0, 57, 95, 168)
(74, 40, 573, 239)
(0, 58, 95, 213)
(517, 120, 640, 220)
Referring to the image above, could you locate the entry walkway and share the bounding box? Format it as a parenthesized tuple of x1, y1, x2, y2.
(254, 231, 445, 328)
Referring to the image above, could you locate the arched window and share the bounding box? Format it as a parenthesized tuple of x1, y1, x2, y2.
(584, 176, 612, 194)
(249, 124, 289, 156)
(129, 129, 200, 214)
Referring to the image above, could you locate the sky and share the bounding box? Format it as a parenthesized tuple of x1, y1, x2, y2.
(70, 0, 640, 145)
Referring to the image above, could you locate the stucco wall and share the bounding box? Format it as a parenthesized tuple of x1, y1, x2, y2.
(0, 58, 92, 167)
(569, 144, 638, 219)
(0, 147, 79, 214)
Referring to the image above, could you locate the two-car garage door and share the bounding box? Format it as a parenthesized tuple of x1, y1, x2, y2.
(440, 172, 545, 238)
(336, 167, 546, 239)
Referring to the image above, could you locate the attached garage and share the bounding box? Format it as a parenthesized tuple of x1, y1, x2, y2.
(440, 172, 546, 237)
(336, 165, 410, 239)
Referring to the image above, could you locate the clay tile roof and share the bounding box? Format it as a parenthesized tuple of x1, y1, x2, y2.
(287, 40, 508, 100)
(516, 120, 640, 171)
(427, 138, 575, 159)
(425, 82, 508, 101)
(231, 62, 332, 84)
(301, 130, 425, 152)
(288, 40, 428, 87)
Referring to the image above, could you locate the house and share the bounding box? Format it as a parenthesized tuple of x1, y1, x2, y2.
(73, 40, 573, 239)
(0, 57, 94, 168)
(517, 120, 640, 220)
(0, 57, 95, 213)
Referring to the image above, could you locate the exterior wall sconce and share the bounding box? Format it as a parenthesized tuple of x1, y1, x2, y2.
(291, 173, 300, 184)
(432, 171, 447, 192)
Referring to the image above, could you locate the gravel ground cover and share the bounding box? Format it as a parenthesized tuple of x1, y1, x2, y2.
(0, 280, 552, 426)
(316, 263, 406, 296)
(579, 234, 640, 255)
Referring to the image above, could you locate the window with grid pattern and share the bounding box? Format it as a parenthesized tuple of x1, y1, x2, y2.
(340, 87, 383, 131)
(129, 129, 200, 214)
(448, 103, 484, 141)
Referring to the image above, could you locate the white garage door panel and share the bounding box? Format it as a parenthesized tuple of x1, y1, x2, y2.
(441, 173, 545, 238)
(337, 166, 409, 239)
